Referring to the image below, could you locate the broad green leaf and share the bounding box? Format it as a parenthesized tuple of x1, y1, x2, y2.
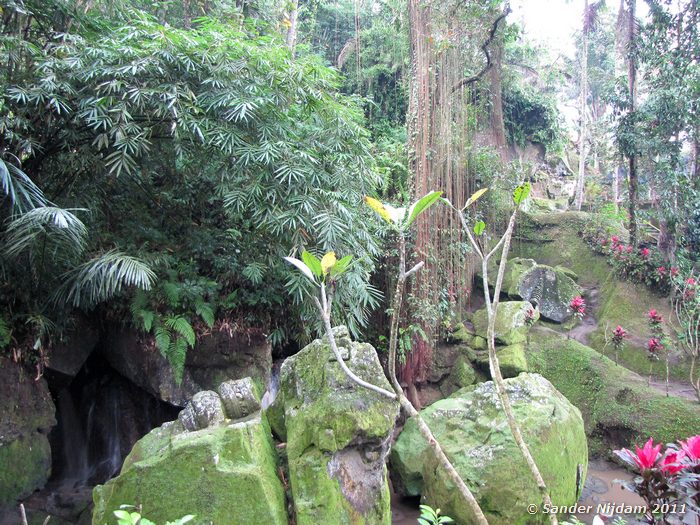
(330, 255, 353, 277)
(463, 188, 488, 209)
(321, 251, 337, 275)
(405, 190, 443, 227)
(513, 182, 531, 206)
(301, 250, 322, 277)
(284, 256, 316, 283)
(473, 220, 486, 235)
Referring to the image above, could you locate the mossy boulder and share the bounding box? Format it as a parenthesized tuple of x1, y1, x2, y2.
(390, 373, 588, 524)
(439, 356, 478, 397)
(269, 326, 399, 525)
(472, 301, 538, 345)
(497, 343, 528, 377)
(491, 258, 582, 323)
(527, 326, 700, 455)
(0, 356, 55, 508)
(91, 412, 287, 525)
(0, 433, 52, 507)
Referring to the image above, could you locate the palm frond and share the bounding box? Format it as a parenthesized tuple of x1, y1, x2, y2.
(3, 206, 87, 262)
(53, 249, 156, 308)
(0, 158, 47, 214)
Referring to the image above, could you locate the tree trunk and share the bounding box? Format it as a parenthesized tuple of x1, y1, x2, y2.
(286, 0, 299, 55)
(627, 0, 638, 246)
(575, 0, 589, 211)
(488, 33, 508, 160)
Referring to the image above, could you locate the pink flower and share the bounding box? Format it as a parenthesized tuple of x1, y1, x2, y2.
(680, 435, 700, 461)
(570, 295, 586, 317)
(611, 235, 619, 244)
(648, 309, 663, 324)
(601, 239, 608, 246)
(626, 245, 633, 253)
(641, 247, 650, 258)
(648, 338, 663, 353)
(670, 267, 679, 277)
(657, 266, 666, 276)
(623, 438, 663, 471)
(687, 277, 697, 286)
(660, 451, 686, 475)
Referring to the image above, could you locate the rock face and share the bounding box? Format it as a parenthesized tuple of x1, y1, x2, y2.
(92, 377, 286, 525)
(472, 300, 539, 346)
(0, 356, 55, 508)
(390, 373, 588, 525)
(496, 258, 582, 323)
(46, 317, 99, 378)
(268, 326, 399, 525)
(101, 328, 272, 406)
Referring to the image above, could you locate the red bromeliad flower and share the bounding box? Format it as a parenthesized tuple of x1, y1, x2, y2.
(624, 438, 663, 471)
(648, 309, 663, 325)
(613, 325, 627, 339)
(660, 451, 687, 475)
(648, 338, 663, 353)
(657, 266, 666, 276)
(611, 235, 620, 244)
(626, 245, 633, 253)
(670, 267, 679, 277)
(680, 435, 700, 461)
(570, 295, 586, 317)
(641, 247, 650, 258)
(687, 277, 697, 286)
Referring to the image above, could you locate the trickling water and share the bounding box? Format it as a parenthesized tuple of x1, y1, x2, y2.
(49, 353, 178, 489)
(261, 360, 282, 409)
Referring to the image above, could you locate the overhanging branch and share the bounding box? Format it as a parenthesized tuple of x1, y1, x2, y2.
(451, 8, 510, 94)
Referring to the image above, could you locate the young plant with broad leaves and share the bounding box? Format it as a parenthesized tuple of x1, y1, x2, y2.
(284, 250, 395, 399)
(446, 182, 559, 525)
(364, 191, 490, 525)
(113, 505, 193, 525)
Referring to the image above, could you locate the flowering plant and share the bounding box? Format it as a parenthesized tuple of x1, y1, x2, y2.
(611, 325, 627, 365)
(570, 295, 586, 320)
(614, 435, 700, 524)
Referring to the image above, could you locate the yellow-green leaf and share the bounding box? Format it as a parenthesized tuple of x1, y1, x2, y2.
(364, 196, 393, 223)
(464, 188, 488, 209)
(474, 220, 486, 235)
(513, 182, 531, 206)
(301, 250, 322, 277)
(321, 251, 337, 275)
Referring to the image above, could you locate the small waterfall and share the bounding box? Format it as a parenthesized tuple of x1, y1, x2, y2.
(261, 360, 282, 409)
(49, 353, 178, 489)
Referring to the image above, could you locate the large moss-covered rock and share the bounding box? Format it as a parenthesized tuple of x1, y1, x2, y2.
(472, 301, 539, 345)
(490, 258, 582, 323)
(527, 326, 700, 455)
(91, 412, 287, 525)
(390, 373, 587, 525)
(0, 433, 52, 507)
(0, 356, 55, 508)
(269, 326, 399, 525)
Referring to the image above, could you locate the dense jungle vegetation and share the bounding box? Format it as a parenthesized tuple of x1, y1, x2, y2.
(0, 0, 699, 401)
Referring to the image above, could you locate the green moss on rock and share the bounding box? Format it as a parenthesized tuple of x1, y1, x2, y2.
(472, 301, 538, 345)
(0, 433, 51, 507)
(91, 415, 287, 525)
(390, 373, 588, 525)
(271, 326, 398, 525)
(527, 326, 700, 455)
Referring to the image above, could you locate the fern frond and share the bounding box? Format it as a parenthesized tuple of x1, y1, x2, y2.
(53, 249, 156, 308)
(194, 299, 215, 328)
(168, 337, 188, 385)
(154, 325, 171, 356)
(165, 315, 195, 347)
